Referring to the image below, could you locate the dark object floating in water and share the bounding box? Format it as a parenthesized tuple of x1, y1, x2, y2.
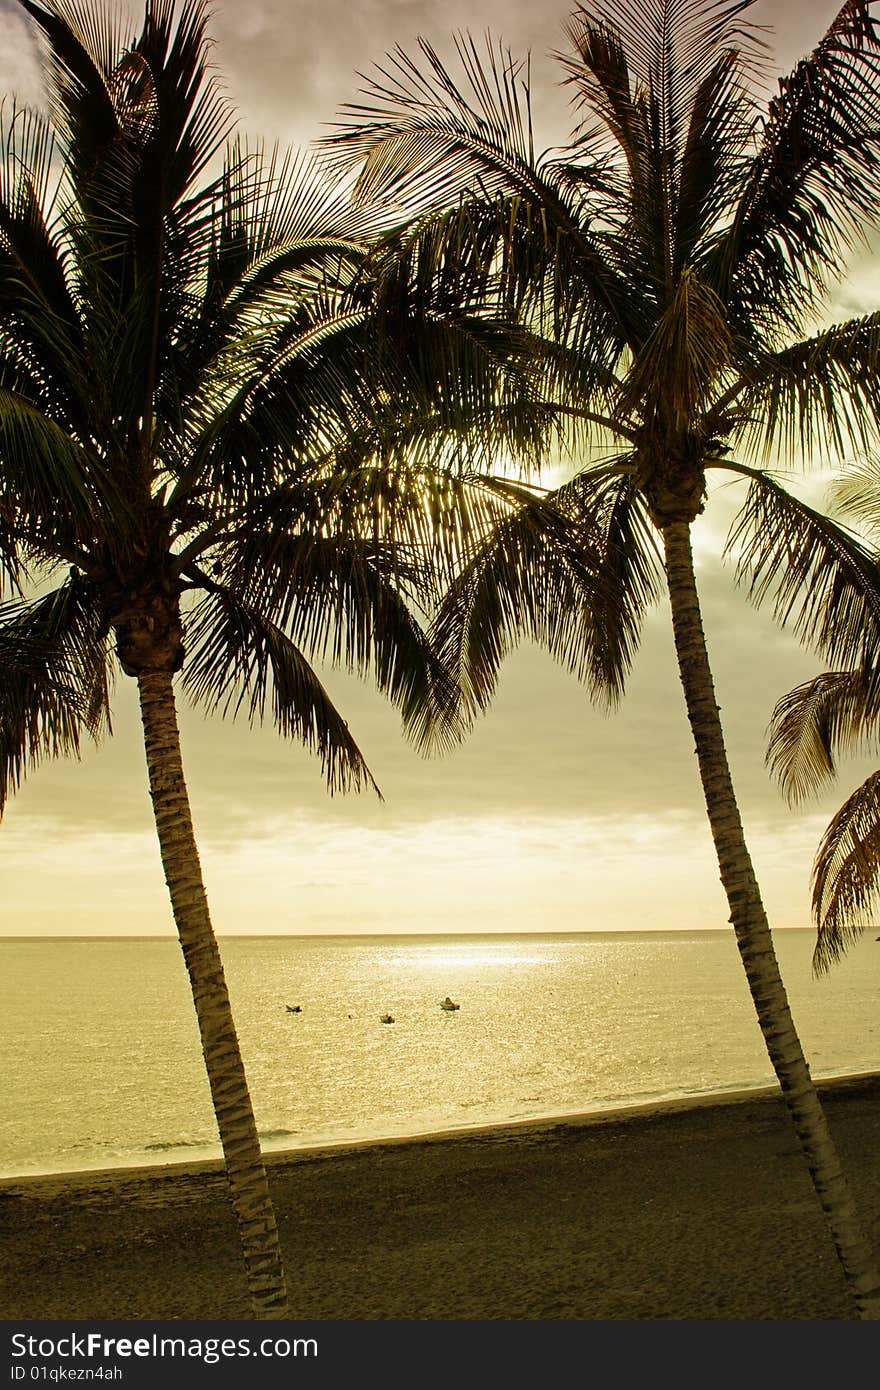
(380, 1014, 395, 1024)
(286, 1005, 302, 1014)
(440, 996, 460, 1011)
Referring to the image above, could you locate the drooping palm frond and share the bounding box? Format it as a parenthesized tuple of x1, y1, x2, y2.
(0, 645, 83, 811)
(560, 463, 663, 691)
(731, 311, 880, 461)
(0, 578, 110, 810)
(428, 461, 659, 734)
(0, 385, 107, 539)
(0, 518, 21, 595)
(721, 461, 880, 670)
(827, 455, 880, 538)
(180, 579, 379, 795)
(766, 668, 880, 803)
(204, 527, 464, 752)
(811, 770, 880, 970)
(0, 102, 92, 442)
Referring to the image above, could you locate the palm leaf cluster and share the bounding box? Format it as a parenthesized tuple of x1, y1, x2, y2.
(0, 0, 555, 804)
(767, 458, 880, 969)
(327, 0, 880, 736)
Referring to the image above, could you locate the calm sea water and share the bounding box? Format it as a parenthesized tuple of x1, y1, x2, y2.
(2, 931, 878, 1178)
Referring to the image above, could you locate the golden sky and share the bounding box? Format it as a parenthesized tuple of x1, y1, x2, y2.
(1, 0, 878, 936)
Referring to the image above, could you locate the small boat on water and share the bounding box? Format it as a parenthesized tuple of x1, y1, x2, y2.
(380, 1014, 395, 1024)
(286, 1005, 302, 1014)
(440, 997, 460, 1011)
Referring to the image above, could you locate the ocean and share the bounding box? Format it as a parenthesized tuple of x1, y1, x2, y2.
(2, 930, 878, 1178)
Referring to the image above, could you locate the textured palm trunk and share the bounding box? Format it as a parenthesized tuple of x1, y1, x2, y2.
(136, 667, 290, 1319)
(661, 520, 880, 1320)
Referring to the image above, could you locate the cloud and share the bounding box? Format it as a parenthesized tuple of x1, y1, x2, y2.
(0, 5, 44, 109)
(1, 802, 836, 936)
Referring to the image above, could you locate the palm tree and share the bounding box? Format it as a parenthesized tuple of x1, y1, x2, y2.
(326, 0, 880, 1315)
(767, 458, 880, 971)
(0, 0, 540, 1317)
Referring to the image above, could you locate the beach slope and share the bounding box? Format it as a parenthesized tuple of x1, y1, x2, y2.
(2, 1075, 878, 1320)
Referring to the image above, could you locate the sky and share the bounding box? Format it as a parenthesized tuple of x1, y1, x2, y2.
(1, 0, 879, 937)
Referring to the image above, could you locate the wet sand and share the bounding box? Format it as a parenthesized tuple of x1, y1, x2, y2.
(2, 1074, 879, 1320)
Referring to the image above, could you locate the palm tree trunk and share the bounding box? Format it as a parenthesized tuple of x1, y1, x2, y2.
(661, 519, 880, 1320)
(136, 667, 290, 1319)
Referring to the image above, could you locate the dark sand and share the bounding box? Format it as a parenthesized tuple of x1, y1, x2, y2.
(2, 1074, 879, 1320)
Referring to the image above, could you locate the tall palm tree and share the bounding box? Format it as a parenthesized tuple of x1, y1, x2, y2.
(326, 0, 880, 1315)
(0, 0, 541, 1317)
(767, 458, 880, 971)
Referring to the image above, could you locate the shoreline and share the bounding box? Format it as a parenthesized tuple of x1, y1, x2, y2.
(3, 1066, 877, 1189)
(2, 1070, 879, 1319)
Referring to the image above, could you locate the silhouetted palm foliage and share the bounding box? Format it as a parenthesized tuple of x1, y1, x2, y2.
(0, 0, 551, 1317)
(768, 458, 880, 970)
(326, 0, 880, 1315)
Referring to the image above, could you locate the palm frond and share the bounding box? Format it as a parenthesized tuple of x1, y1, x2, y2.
(326, 33, 537, 211)
(675, 46, 757, 274)
(827, 456, 880, 539)
(811, 770, 880, 971)
(563, 464, 663, 691)
(197, 530, 464, 752)
(561, 2, 765, 290)
(429, 461, 658, 733)
(767, 668, 880, 803)
(19, 0, 124, 175)
(732, 311, 880, 461)
(721, 461, 880, 670)
(0, 578, 111, 811)
(624, 267, 732, 427)
(181, 582, 379, 795)
(0, 102, 92, 434)
(131, 0, 234, 197)
(564, 1, 765, 154)
(720, 0, 880, 328)
(323, 33, 639, 348)
(0, 384, 111, 538)
(181, 274, 552, 520)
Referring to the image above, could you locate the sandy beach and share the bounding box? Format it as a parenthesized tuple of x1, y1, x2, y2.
(2, 1073, 879, 1321)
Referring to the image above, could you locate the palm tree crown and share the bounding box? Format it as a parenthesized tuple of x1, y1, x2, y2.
(0, 3, 483, 791)
(325, 0, 880, 1316)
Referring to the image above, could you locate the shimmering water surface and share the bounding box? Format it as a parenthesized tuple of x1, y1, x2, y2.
(2, 931, 878, 1176)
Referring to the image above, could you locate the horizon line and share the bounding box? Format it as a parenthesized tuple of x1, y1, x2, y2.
(0, 926, 818, 941)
